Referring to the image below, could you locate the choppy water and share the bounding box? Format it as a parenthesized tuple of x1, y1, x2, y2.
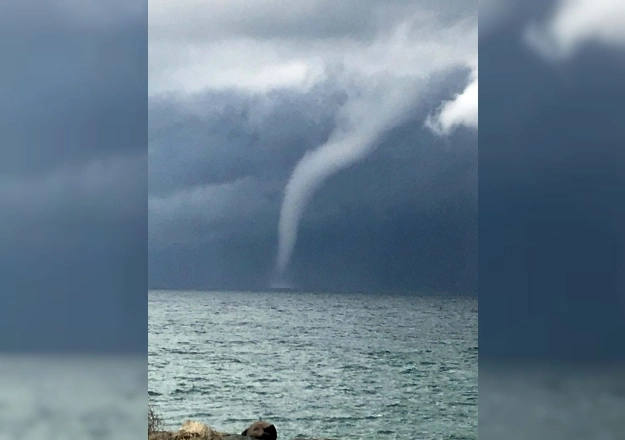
(148, 290, 478, 439)
(0, 356, 145, 439)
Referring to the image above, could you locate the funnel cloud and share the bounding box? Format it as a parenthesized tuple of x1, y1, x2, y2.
(275, 80, 420, 276)
(148, 1, 478, 292)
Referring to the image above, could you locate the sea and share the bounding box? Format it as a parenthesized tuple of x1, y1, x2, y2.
(0, 356, 145, 440)
(148, 290, 478, 440)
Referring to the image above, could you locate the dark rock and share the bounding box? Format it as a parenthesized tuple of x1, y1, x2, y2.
(241, 421, 277, 440)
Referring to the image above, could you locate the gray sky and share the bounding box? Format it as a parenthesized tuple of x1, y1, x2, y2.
(480, 0, 625, 361)
(148, 0, 478, 293)
(0, 0, 147, 352)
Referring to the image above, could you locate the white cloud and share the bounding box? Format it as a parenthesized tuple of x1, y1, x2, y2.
(148, 0, 477, 96)
(524, 0, 625, 61)
(148, 39, 327, 95)
(425, 64, 478, 135)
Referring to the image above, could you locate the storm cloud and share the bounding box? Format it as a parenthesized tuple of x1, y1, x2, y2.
(149, 0, 477, 293)
(479, 0, 625, 361)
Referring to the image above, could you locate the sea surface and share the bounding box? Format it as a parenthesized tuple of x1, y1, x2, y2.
(0, 356, 145, 439)
(148, 290, 478, 440)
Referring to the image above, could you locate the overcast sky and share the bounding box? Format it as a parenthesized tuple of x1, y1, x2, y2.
(0, 1, 147, 352)
(6, 0, 620, 360)
(148, 0, 478, 293)
(480, 0, 625, 361)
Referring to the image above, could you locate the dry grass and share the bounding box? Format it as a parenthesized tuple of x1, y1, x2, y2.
(148, 404, 163, 435)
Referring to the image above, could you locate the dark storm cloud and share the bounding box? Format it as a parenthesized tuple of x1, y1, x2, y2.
(149, 0, 477, 293)
(0, 1, 146, 352)
(148, 83, 346, 195)
(149, 188, 477, 294)
(479, 0, 625, 361)
(148, 67, 477, 292)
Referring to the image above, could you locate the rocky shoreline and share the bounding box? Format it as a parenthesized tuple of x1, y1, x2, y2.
(148, 418, 336, 440)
